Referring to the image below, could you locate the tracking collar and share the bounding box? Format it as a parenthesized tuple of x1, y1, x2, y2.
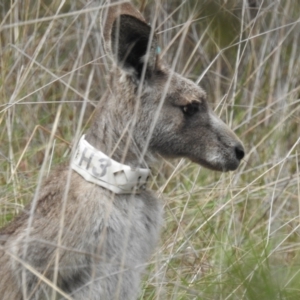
(71, 135, 150, 194)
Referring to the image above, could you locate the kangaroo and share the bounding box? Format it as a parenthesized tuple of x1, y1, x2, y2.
(0, 2, 245, 299)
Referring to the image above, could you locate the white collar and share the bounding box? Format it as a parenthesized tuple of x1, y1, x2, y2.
(71, 135, 150, 194)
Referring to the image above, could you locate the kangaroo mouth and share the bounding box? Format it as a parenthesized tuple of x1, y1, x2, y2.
(190, 156, 241, 172)
(189, 141, 244, 172)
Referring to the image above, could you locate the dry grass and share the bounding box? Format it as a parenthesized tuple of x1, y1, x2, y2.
(1, 0, 300, 299)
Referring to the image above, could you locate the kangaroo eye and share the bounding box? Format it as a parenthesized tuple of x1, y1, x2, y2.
(182, 102, 199, 116)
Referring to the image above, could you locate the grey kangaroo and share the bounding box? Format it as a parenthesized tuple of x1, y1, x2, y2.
(0, 1, 245, 299)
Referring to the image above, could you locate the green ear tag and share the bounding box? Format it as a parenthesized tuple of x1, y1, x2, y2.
(156, 46, 161, 55)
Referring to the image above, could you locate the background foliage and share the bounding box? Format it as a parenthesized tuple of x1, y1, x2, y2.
(1, 0, 300, 299)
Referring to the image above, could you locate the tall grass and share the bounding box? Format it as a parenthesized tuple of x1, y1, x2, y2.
(1, 0, 300, 299)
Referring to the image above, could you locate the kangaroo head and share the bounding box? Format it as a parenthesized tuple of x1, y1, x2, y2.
(93, 2, 244, 172)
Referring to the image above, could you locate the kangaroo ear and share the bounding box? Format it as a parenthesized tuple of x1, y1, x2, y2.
(111, 15, 158, 78)
(102, 2, 158, 79)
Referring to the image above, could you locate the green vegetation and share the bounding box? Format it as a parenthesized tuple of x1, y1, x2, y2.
(1, 1, 300, 299)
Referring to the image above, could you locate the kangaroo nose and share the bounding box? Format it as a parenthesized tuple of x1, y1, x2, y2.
(235, 144, 245, 161)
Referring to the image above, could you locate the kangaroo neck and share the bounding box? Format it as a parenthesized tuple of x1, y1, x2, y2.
(84, 105, 149, 170)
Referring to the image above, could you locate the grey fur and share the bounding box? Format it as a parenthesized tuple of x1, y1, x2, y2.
(0, 2, 244, 299)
